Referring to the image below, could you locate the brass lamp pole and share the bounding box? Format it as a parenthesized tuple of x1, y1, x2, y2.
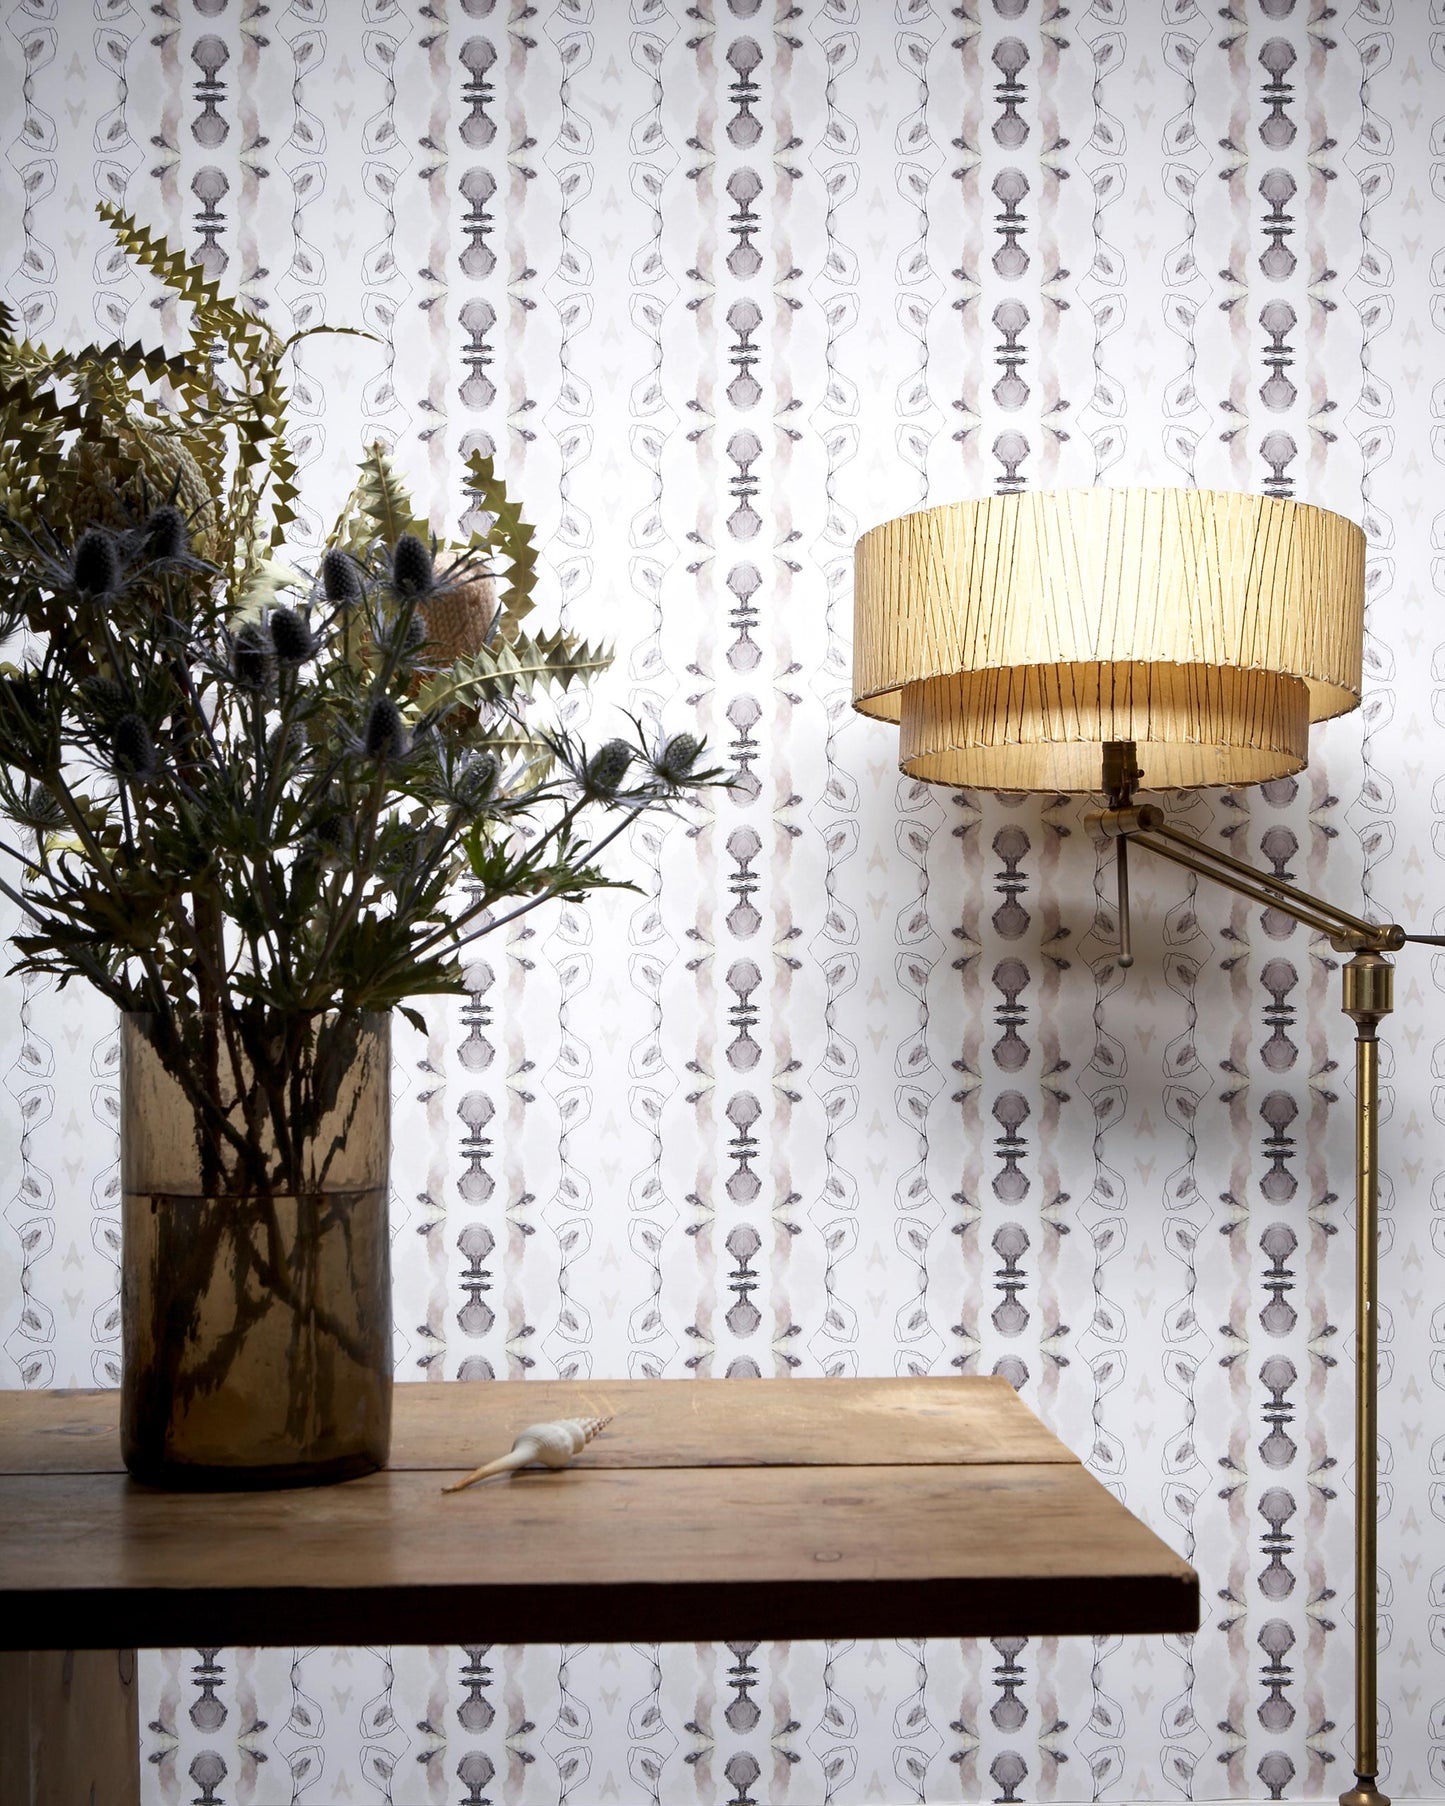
(852, 486, 1425, 1806)
(1095, 741, 1445, 1806)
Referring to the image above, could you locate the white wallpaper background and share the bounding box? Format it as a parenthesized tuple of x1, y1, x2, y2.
(1, 0, 1443, 1801)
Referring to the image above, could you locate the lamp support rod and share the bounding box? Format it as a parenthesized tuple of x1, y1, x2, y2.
(1093, 803, 1401, 951)
(1091, 741, 1399, 1806)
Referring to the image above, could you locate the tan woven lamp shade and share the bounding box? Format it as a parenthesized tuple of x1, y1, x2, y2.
(852, 487, 1366, 792)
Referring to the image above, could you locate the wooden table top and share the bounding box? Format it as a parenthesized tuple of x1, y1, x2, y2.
(0, 1377, 1198, 1649)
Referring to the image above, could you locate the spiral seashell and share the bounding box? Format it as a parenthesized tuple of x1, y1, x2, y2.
(442, 1413, 612, 1493)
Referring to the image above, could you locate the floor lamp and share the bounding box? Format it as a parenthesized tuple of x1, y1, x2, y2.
(852, 485, 1440, 1806)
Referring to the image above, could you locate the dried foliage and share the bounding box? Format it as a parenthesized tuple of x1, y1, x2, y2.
(0, 209, 719, 1061)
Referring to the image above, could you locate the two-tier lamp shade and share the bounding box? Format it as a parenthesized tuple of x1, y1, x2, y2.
(852, 487, 1367, 793)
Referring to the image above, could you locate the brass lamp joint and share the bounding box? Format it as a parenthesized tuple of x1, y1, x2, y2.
(1102, 738, 1143, 806)
(1341, 950, 1394, 1027)
(1332, 924, 1406, 956)
(1089, 803, 1164, 839)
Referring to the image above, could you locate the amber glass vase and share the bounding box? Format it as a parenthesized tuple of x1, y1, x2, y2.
(120, 1010, 392, 1488)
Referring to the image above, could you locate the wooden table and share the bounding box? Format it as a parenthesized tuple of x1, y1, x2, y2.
(0, 1376, 1197, 1805)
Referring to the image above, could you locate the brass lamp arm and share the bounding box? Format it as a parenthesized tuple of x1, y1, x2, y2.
(1090, 801, 1445, 956)
(1092, 802, 1388, 949)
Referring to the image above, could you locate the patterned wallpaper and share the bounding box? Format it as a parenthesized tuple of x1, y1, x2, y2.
(1, 0, 1442, 1801)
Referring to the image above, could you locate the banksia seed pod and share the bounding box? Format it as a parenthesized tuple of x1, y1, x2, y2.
(390, 532, 434, 598)
(321, 547, 363, 605)
(420, 573, 496, 662)
(654, 732, 701, 782)
(232, 623, 272, 691)
(364, 696, 408, 762)
(269, 606, 317, 666)
(57, 428, 215, 559)
(111, 713, 156, 780)
(585, 739, 634, 797)
(142, 505, 189, 561)
(72, 528, 119, 597)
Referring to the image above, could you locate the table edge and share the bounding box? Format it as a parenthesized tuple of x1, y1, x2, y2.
(0, 1570, 1201, 1649)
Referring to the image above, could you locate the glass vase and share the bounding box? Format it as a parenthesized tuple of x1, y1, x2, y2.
(119, 1010, 392, 1488)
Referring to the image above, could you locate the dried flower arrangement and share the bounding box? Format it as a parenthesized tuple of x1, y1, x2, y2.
(0, 205, 717, 1195)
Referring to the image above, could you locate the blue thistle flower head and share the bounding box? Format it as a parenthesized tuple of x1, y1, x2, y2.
(321, 547, 363, 605)
(111, 713, 157, 781)
(379, 613, 427, 659)
(232, 623, 272, 691)
(305, 810, 352, 869)
(584, 739, 634, 798)
(79, 676, 129, 726)
(72, 528, 119, 598)
(363, 696, 408, 762)
(20, 782, 65, 836)
(311, 810, 349, 853)
(457, 751, 499, 808)
(269, 606, 318, 667)
(390, 532, 434, 598)
(653, 732, 701, 783)
(142, 505, 189, 561)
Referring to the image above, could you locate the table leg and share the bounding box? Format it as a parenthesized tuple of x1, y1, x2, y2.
(0, 1649, 141, 1806)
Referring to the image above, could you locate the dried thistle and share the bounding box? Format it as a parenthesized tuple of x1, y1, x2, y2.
(0, 205, 725, 1079)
